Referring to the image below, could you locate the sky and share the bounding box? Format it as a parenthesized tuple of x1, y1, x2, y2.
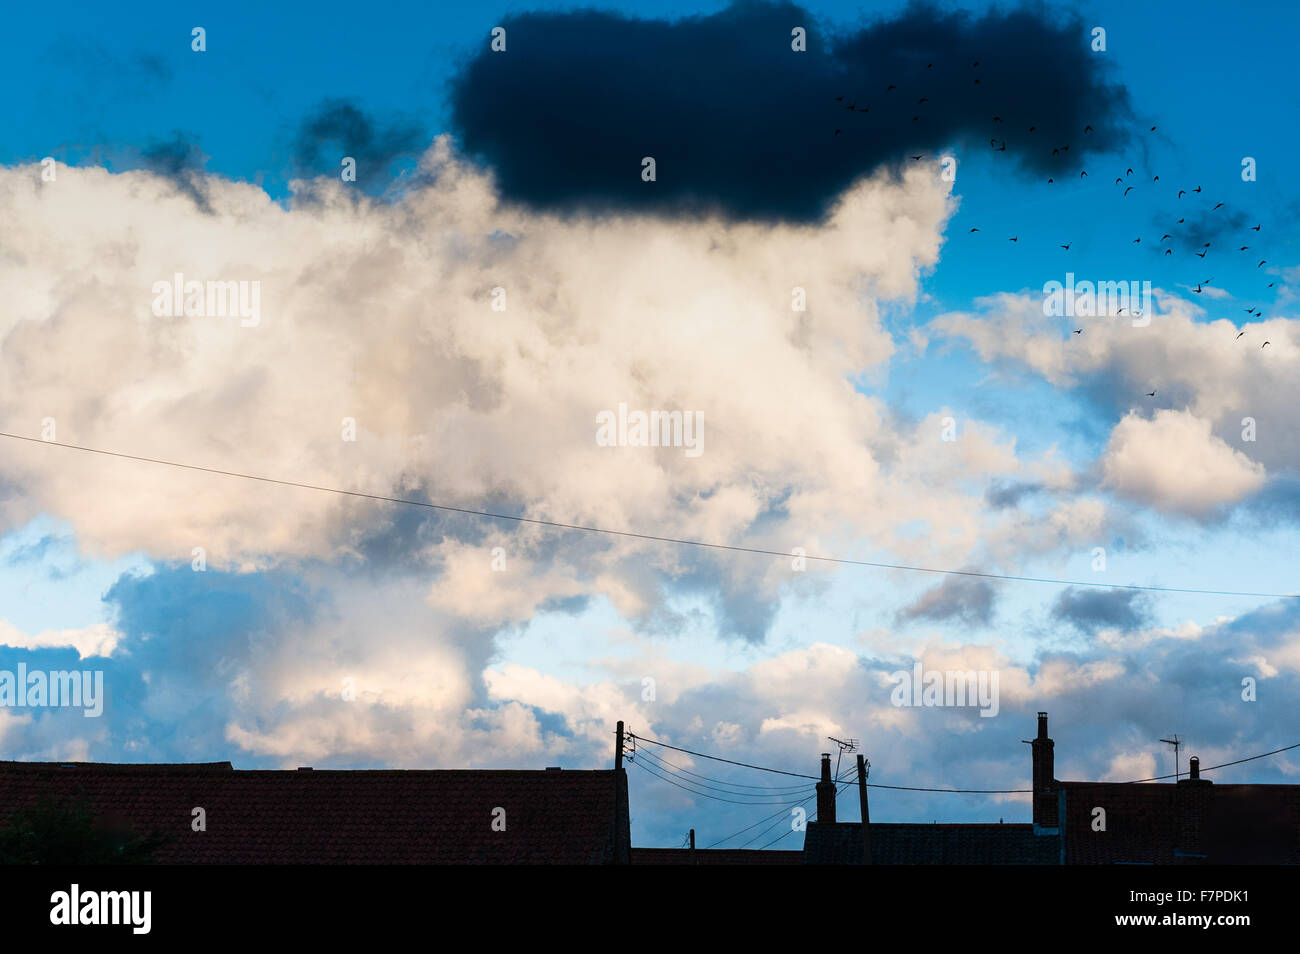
(0, 0, 1298, 851)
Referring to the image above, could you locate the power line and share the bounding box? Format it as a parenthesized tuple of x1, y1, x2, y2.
(711, 769, 857, 849)
(629, 734, 820, 781)
(736, 774, 857, 849)
(630, 731, 1300, 793)
(1121, 741, 1300, 784)
(3, 430, 1294, 599)
(635, 747, 814, 793)
(757, 781, 855, 849)
(634, 747, 813, 798)
(631, 733, 1030, 792)
(627, 755, 808, 805)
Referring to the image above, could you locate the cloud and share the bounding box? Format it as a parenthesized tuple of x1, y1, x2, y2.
(293, 99, 424, 189)
(0, 619, 121, 659)
(935, 291, 1299, 519)
(1050, 586, 1150, 634)
(1101, 410, 1266, 517)
(0, 139, 1037, 646)
(448, 1, 1131, 222)
(139, 131, 213, 212)
(898, 574, 998, 626)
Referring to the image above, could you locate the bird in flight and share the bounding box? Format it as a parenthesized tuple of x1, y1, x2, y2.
(1160, 234, 1171, 242)
(1259, 260, 1268, 267)
(970, 227, 980, 232)
(1146, 390, 1157, 397)
(1081, 170, 1088, 178)
(1126, 168, 1134, 176)
(1084, 124, 1094, 133)
(1193, 186, 1202, 193)
(917, 97, 928, 104)
(1060, 243, 1071, 250)
(1262, 341, 1271, 348)
(1009, 236, 1018, 242)
(1133, 237, 1141, 244)
(887, 84, 896, 91)
(1252, 224, 1261, 231)
(834, 129, 842, 137)
(1213, 202, 1224, 210)
(1240, 246, 1250, 251)
(1124, 187, 1133, 196)
(1115, 177, 1123, 184)
(1164, 249, 1172, 255)
(1073, 328, 1083, 334)
(1178, 190, 1186, 198)
(1193, 284, 1204, 293)
(1196, 249, 1208, 258)
(911, 155, 924, 160)
(1237, 331, 1246, 339)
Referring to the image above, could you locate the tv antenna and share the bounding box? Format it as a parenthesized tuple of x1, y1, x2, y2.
(1159, 734, 1182, 781)
(828, 737, 859, 779)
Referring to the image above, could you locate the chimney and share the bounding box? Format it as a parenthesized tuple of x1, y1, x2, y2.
(1175, 755, 1212, 863)
(816, 753, 837, 824)
(1031, 711, 1058, 830)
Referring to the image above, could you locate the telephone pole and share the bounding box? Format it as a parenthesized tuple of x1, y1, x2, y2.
(857, 754, 872, 865)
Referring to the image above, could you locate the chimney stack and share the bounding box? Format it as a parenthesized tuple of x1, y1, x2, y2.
(1175, 755, 1212, 863)
(1031, 711, 1058, 831)
(816, 753, 837, 824)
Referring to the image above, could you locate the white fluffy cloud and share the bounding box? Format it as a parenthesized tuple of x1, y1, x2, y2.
(0, 619, 121, 658)
(0, 142, 1061, 635)
(1101, 410, 1266, 516)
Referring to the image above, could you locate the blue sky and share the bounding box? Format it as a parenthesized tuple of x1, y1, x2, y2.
(1, 0, 1298, 850)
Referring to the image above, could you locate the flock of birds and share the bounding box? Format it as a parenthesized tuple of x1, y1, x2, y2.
(829, 58, 1283, 394)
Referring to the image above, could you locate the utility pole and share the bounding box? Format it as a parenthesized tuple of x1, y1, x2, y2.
(689, 828, 696, 864)
(857, 754, 872, 865)
(613, 721, 625, 864)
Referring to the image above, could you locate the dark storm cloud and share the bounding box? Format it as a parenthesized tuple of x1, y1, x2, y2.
(1162, 205, 1252, 252)
(898, 574, 998, 626)
(448, 0, 1132, 222)
(1051, 585, 1150, 633)
(139, 131, 213, 212)
(293, 99, 424, 187)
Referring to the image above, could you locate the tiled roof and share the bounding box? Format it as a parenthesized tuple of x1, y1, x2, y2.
(802, 822, 1060, 865)
(631, 847, 803, 865)
(0, 761, 630, 864)
(1060, 780, 1300, 864)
